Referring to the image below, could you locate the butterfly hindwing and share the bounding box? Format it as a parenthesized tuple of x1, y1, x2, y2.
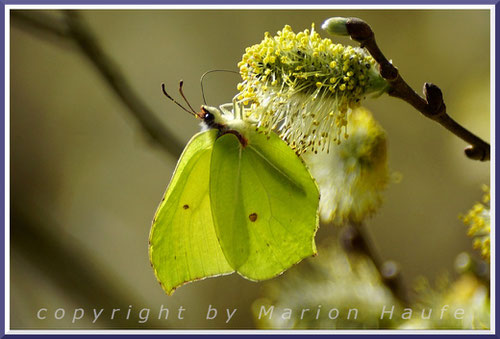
(209, 129, 319, 280)
(149, 129, 234, 295)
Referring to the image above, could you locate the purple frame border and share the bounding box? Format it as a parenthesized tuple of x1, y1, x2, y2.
(1, 1, 498, 338)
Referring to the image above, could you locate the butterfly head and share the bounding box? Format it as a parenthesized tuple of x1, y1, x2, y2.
(199, 104, 249, 147)
(198, 105, 226, 130)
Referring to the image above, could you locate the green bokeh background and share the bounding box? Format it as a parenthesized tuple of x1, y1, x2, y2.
(10, 9, 491, 329)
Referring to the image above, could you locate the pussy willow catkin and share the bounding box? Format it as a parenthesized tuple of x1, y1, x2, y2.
(237, 24, 387, 154)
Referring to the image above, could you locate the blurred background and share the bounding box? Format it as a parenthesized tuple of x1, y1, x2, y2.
(10, 9, 490, 329)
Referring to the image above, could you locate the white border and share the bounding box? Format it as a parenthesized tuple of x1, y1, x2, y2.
(490, 4, 496, 336)
(3, 4, 496, 9)
(4, 4, 496, 336)
(4, 4, 10, 336)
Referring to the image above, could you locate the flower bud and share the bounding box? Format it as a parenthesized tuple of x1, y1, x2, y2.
(321, 17, 349, 36)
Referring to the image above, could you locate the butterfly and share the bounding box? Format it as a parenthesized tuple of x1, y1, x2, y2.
(149, 82, 319, 295)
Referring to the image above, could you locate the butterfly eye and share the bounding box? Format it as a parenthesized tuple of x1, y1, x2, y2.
(203, 112, 215, 123)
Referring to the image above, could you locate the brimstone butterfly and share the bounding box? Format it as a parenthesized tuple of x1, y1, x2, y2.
(149, 83, 319, 295)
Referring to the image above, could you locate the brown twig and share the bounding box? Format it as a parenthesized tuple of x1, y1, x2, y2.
(340, 223, 410, 307)
(11, 203, 165, 328)
(12, 10, 184, 158)
(344, 17, 490, 161)
(10, 11, 69, 38)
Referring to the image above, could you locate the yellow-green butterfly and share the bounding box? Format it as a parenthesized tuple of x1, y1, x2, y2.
(149, 82, 319, 295)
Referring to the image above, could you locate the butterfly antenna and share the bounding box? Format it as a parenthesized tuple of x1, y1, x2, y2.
(200, 69, 239, 105)
(161, 83, 196, 116)
(178, 80, 198, 114)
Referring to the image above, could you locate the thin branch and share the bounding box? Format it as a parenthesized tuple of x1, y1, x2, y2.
(11, 204, 166, 328)
(344, 17, 490, 162)
(11, 11, 70, 38)
(11, 10, 184, 158)
(340, 223, 410, 307)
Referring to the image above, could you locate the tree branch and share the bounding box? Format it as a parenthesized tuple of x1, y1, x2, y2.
(11, 204, 165, 328)
(12, 10, 184, 158)
(344, 17, 490, 161)
(340, 223, 410, 307)
(11, 11, 69, 38)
